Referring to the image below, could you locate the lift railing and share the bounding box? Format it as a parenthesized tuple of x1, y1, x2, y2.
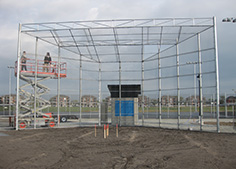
(15, 59, 67, 78)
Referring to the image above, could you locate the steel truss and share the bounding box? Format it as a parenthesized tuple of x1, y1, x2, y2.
(20, 18, 215, 63)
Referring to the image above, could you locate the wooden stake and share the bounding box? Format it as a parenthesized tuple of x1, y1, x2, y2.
(104, 124, 107, 139)
(116, 124, 118, 137)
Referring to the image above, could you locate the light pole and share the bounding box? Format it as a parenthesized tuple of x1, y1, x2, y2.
(186, 62, 198, 113)
(197, 73, 203, 130)
(7, 66, 15, 116)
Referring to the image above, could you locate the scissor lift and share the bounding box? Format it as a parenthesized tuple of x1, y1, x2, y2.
(15, 59, 67, 129)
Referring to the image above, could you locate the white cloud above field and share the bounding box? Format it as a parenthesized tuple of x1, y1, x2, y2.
(0, 0, 236, 95)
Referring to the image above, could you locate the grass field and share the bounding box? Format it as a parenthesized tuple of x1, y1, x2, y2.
(0, 105, 233, 113)
(41, 105, 232, 113)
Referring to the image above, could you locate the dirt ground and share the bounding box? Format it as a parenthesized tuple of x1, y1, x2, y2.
(0, 127, 236, 169)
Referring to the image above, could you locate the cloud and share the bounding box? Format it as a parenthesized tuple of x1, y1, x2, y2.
(87, 8, 99, 20)
(0, 0, 236, 95)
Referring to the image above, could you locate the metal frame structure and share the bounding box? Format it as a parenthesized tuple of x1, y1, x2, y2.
(15, 17, 220, 132)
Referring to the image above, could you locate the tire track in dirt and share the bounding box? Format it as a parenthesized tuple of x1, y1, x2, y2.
(183, 134, 223, 169)
(9, 133, 46, 142)
(48, 131, 95, 169)
(184, 134, 217, 157)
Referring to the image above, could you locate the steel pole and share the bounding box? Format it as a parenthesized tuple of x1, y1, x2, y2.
(194, 64, 197, 113)
(8, 67, 12, 116)
(57, 46, 61, 127)
(176, 39, 180, 129)
(141, 29, 144, 126)
(211, 95, 213, 115)
(16, 24, 22, 131)
(79, 54, 82, 125)
(225, 93, 228, 117)
(197, 33, 203, 131)
(141, 59, 144, 126)
(158, 48, 161, 127)
(119, 61, 121, 126)
(213, 16, 220, 133)
(34, 37, 38, 129)
(98, 62, 101, 126)
(190, 94, 192, 118)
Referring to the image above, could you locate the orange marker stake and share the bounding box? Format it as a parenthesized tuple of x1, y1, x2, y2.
(107, 124, 109, 137)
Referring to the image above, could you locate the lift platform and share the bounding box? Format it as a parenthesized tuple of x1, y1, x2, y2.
(15, 59, 67, 129)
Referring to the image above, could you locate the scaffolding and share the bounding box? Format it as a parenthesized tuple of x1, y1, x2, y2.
(15, 17, 220, 132)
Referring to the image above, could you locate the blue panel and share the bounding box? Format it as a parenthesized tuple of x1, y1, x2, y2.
(115, 100, 134, 116)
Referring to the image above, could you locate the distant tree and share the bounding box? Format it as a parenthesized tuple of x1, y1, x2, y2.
(150, 99, 158, 106)
(71, 100, 79, 106)
(220, 95, 225, 104)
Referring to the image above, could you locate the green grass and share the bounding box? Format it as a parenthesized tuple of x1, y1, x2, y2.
(1, 105, 234, 113)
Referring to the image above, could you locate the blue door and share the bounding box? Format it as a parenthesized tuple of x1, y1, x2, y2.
(115, 100, 134, 116)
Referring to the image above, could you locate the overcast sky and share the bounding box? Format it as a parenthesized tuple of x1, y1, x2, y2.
(0, 0, 236, 96)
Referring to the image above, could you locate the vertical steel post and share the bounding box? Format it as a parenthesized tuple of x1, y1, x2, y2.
(190, 94, 192, 118)
(8, 67, 12, 116)
(197, 33, 203, 131)
(225, 93, 228, 117)
(119, 61, 121, 126)
(98, 62, 101, 126)
(233, 105, 235, 120)
(176, 39, 180, 129)
(213, 17, 220, 133)
(57, 46, 61, 127)
(141, 60, 144, 125)
(158, 48, 161, 127)
(213, 93, 216, 118)
(34, 37, 38, 129)
(79, 54, 82, 125)
(141, 28, 144, 126)
(167, 95, 169, 119)
(16, 24, 22, 131)
(194, 64, 197, 113)
(211, 95, 213, 115)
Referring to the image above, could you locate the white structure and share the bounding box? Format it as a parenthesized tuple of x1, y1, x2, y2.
(15, 17, 220, 132)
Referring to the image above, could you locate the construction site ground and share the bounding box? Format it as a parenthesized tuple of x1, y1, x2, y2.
(0, 127, 236, 169)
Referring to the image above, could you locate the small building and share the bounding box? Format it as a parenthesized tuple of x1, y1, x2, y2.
(81, 95, 97, 107)
(104, 96, 112, 106)
(226, 96, 236, 104)
(186, 96, 199, 105)
(108, 84, 141, 126)
(138, 95, 150, 107)
(161, 95, 178, 106)
(0, 94, 19, 105)
(49, 95, 70, 107)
